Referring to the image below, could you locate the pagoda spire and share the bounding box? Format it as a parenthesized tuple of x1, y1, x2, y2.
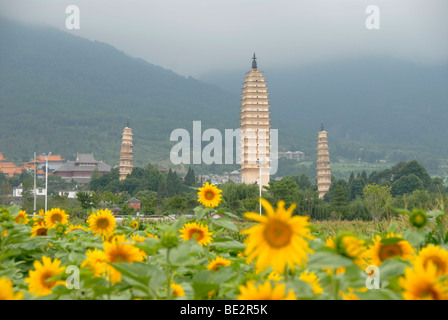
(320, 122, 325, 131)
(252, 53, 257, 69)
(127, 117, 130, 128)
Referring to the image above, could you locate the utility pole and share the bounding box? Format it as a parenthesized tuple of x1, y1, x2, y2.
(33, 152, 37, 215)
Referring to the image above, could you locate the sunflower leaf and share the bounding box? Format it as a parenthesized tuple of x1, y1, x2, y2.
(210, 218, 238, 232)
(307, 251, 354, 269)
(193, 206, 210, 220)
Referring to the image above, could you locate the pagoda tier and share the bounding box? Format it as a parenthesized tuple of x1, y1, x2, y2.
(240, 54, 270, 187)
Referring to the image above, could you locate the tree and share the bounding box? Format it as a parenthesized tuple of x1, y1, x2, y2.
(184, 167, 196, 187)
(330, 186, 349, 219)
(393, 160, 431, 188)
(76, 191, 98, 210)
(0, 180, 12, 205)
(265, 177, 301, 210)
(157, 179, 168, 198)
(391, 174, 424, 197)
(166, 195, 188, 215)
(349, 177, 365, 201)
(296, 173, 313, 191)
(166, 169, 182, 196)
(363, 184, 392, 222)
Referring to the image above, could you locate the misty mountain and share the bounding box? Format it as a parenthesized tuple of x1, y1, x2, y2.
(0, 17, 243, 167)
(0, 16, 446, 177)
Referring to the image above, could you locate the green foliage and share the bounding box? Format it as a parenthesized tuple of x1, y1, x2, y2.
(363, 184, 392, 222)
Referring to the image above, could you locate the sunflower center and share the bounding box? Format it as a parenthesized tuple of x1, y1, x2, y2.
(41, 271, 56, 289)
(264, 220, 292, 248)
(110, 248, 130, 263)
(37, 228, 47, 236)
(51, 214, 62, 224)
(424, 257, 445, 274)
(211, 262, 226, 271)
(205, 191, 215, 200)
(420, 286, 440, 300)
(379, 243, 402, 261)
(189, 229, 204, 241)
(97, 218, 109, 229)
(414, 215, 425, 225)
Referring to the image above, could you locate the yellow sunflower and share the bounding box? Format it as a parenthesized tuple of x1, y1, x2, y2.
(299, 271, 323, 296)
(323, 236, 347, 275)
(0, 277, 24, 300)
(103, 235, 146, 264)
(413, 245, 448, 277)
(87, 209, 116, 236)
(241, 199, 314, 273)
(237, 280, 297, 300)
(267, 271, 283, 281)
(66, 224, 88, 234)
(339, 287, 367, 300)
(25, 256, 65, 297)
(130, 221, 139, 229)
(331, 233, 367, 268)
(197, 182, 222, 208)
(366, 233, 414, 266)
(102, 235, 146, 283)
(171, 282, 185, 297)
(179, 222, 213, 246)
(145, 232, 159, 239)
(44, 208, 69, 228)
(15, 210, 29, 224)
(130, 233, 146, 243)
(207, 256, 231, 271)
(80, 248, 117, 281)
(31, 224, 49, 237)
(399, 261, 448, 300)
(32, 214, 46, 227)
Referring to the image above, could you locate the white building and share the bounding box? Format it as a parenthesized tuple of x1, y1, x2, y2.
(13, 184, 46, 197)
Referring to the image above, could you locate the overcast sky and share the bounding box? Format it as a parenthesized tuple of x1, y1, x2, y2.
(1, 0, 447, 77)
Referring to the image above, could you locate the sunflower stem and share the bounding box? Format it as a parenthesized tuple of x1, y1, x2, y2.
(165, 248, 172, 300)
(333, 276, 339, 300)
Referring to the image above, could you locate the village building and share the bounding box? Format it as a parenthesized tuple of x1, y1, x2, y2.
(53, 153, 111, 186)
(12, 184, 46, 197)
(278, 151, 305, 161)
(126, 197, 141, 211)
(0, 153, 23, 177)
(57, 190, 78, 199)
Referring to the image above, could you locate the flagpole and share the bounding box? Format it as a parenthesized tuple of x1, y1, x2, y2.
(258, 159, 262, 216)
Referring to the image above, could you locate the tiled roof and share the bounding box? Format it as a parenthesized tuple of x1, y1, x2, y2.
(37, 154, 65, 163)
(54, 160, 111, 173)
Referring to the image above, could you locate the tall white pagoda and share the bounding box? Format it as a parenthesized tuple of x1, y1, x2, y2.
(240, 54, 271, 187)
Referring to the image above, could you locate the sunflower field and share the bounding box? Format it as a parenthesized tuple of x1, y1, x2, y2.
(1, 182, 448, 301)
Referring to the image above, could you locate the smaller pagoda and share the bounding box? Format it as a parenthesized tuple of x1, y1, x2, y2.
(317, 123, 331, 199)
(119, 119, 134, 181)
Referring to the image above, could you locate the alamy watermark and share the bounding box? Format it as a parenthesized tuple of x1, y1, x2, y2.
(365, 265, 380, 289)
(169, 121, 278, 175)
(66, 5, 80, 30)
(66, 265, 80, 290)
(365, 5, 380, 30)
